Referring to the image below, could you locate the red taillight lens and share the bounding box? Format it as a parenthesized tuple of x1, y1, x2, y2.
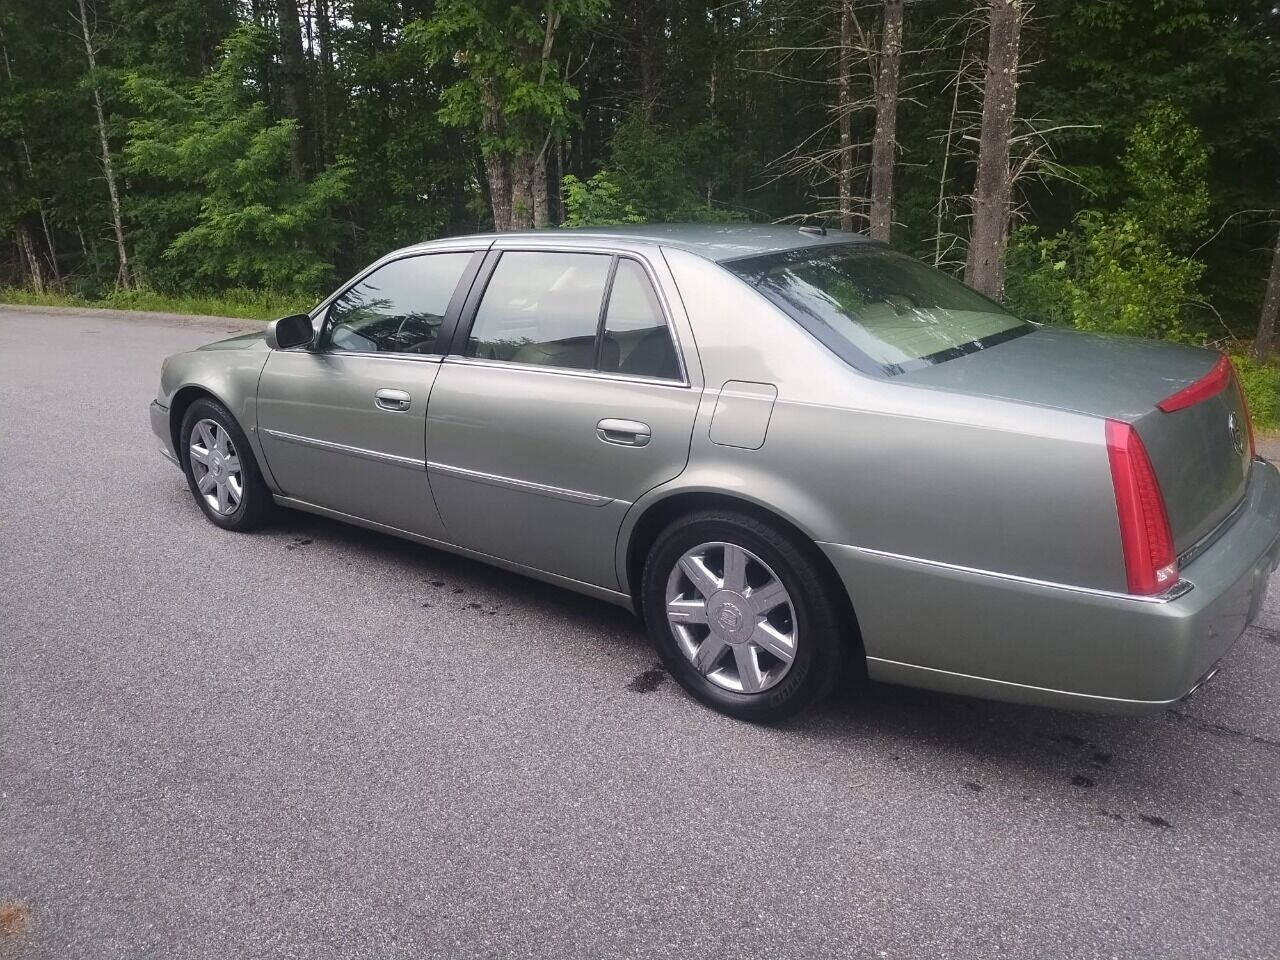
(1157, 354, 1231, 412)
(1105, 420, 1178, 595)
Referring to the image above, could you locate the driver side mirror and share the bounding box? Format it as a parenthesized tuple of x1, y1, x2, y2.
(264, 313, 314, 350)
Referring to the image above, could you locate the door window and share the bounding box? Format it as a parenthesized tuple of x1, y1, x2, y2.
(599, 259, 680, 380)
(324, 252, 472, 354)
(465, 252, 611, 370)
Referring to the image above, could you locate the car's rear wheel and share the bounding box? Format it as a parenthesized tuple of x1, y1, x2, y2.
(179, 397, 273, 531)
(641, 509, 846, 721)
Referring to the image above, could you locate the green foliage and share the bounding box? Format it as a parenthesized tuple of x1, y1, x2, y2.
(122, 25, 350, 293)
(0, 284, 309, 320)
(564, 113, 746, 225)
(1120, 102, 1210, 245)
(409, 0, 605, 158)
(560, 173, 644, 227)
(1230, 352, 1279, 430)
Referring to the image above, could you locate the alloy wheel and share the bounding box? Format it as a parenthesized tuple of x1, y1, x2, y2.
(665, 541, 798, 694)
(188, 418, 243, 516)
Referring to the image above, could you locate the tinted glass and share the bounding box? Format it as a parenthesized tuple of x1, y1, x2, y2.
(326, 253, 470, 354)
(600, 259, 680, 380)
(727, 245, 1030, 375)
(466, 252, 611, 370)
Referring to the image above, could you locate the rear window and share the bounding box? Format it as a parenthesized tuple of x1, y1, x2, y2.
(725, 245, 1031, 375)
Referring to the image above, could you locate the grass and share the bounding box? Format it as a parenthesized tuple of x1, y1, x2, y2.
(0, 285, 314, 322)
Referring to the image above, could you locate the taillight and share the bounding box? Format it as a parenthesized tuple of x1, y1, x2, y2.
(1105, 420, 1178, 595)
(1157, 354, 1231, 412)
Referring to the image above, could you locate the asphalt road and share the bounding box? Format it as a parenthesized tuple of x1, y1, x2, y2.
(2, 306, 1279, 960)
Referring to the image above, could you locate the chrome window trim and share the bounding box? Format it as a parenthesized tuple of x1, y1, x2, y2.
(263, 428, 424, 470)
(460, 246, 690, 385)
(427, 460, 619, 507)
(830, 542, 1195, 605)
(442, 354, 690, 389)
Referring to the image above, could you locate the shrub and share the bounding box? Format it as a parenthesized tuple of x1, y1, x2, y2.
(1231, 352, 1279, 430)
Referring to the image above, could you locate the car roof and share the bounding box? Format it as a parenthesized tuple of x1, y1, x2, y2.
(398, 223, 877, 263)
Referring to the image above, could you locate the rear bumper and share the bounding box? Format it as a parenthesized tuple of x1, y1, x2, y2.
(821, 458, 1280, 714)
(150, 400, 179, 466)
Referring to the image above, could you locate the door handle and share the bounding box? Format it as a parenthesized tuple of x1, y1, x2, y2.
(374, 388, 412, 412)
(597, 418, 651, 447)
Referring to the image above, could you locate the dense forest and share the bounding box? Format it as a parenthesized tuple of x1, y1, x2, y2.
(1, 0, 1277, 416)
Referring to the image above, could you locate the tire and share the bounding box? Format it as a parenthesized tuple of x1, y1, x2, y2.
(641, 509, 847, 721)
(179, 396, 274, 531)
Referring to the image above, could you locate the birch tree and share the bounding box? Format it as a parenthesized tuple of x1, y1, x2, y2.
(73, 0, 131, 290)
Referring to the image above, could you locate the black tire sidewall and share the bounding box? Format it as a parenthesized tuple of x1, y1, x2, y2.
(179, 398, 268, 530)
(641, 511, 844, 721)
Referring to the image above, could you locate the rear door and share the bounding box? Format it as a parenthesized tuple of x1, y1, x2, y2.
(424, 245, 701, 588)
(256, 247, 484, 539)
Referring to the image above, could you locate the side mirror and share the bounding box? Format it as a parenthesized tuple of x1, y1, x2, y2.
(264, 313, 314, 350)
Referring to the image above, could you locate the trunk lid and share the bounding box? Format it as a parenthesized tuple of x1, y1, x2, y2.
(899, 326, 1252, 554)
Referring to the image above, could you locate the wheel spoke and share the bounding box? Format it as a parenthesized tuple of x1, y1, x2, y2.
(188, 445, 210, 465)
(196, 422, 215, 452)
(752, 621, 795, 663)
(667, 597, 709, 625)
(216, 480, 229, 513)
(745, 579, 787, 617)
(733, 644, 764, 693)
(226, 476, 242, 504)
(213, 426, 229, 455)
(721, 544, 748, 592)
(679, 554, 721, 599)
(197, 471, 216, 493)
(693, 634, 729, 674)
(221, 455, 240, 474)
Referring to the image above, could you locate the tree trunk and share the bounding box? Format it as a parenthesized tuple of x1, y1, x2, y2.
(17, 223, 44, 295)
(837, 0, 853, 232)
(485, 155, 514, 231)
(867, 0, 902, 243)
(532, 142, 552, 228)
(315, 0, 333, 166)
(277, 0, 309, 179)
(75, 0, 131, 290)
(510, 153, 536, 230)
(964, 0, 1022, 298)
(1255, 225, 1280, 362)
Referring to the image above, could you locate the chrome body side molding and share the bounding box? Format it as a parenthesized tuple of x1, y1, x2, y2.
(426, 460, 617, 507)
(263, 428, 424, 470)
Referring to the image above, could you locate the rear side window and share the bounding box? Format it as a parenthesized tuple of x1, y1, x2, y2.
(466, 252, 611, 370)
(325, 252, 471, 354)
(600, 259, 680, 380)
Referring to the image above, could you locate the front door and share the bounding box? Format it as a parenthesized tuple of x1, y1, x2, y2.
(425, 248, 701, 588)
(257, 249, 482, 539)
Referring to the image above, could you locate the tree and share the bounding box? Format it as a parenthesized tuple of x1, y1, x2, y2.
(73, 0, 132, 290)
(1256, 226, 1280, 361)
(964, 0, 1024, 297)
(412, 0, 605, 230)
(867, 0, 903, 241)
(276, 0, 309, 179)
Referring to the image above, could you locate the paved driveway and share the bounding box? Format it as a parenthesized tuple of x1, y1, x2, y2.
(2, 307, 1278, 959)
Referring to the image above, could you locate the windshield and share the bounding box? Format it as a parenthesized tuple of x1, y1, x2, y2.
(726, 245, 1031, 375)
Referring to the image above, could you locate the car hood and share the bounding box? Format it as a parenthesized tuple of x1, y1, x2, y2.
(896, 326, 1218, 421)
(196, 330, 269, 352)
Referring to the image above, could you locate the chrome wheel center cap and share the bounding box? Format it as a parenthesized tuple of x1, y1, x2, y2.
(708, 591, 753, 643)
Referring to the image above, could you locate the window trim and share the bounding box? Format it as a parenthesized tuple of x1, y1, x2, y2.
(448, 245, 689, 386)
(304, 247, 488, 360)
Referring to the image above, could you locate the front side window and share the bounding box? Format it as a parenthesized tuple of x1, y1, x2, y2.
(466, 252, 611, 370)
(727, 245, 1030, 375)
(324, 252, 471, 354)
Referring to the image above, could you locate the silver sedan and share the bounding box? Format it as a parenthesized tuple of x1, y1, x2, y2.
(150, 225, 1280, 720)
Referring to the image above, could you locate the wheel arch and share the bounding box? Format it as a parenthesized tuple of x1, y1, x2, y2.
(620, 490, 865, 662)
(168, 384, 227, 455)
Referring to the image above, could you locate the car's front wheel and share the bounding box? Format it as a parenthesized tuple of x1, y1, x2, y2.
(179, 397, 273, 531)
(641, 509, 847, 721)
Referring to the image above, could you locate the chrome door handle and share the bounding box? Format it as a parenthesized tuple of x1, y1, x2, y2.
(597, 418, 651, 447)
(374, 388, 412, 412)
